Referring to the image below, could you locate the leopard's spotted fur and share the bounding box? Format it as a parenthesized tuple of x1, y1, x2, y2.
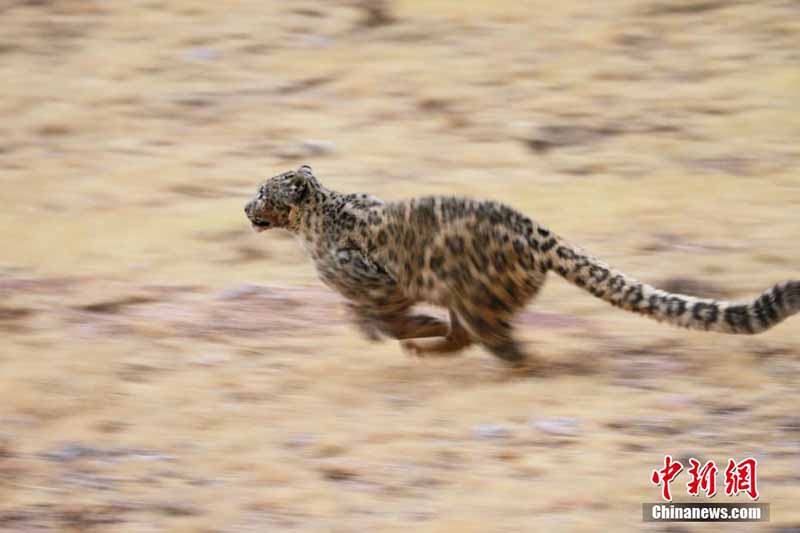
(245, 166, 799, 368)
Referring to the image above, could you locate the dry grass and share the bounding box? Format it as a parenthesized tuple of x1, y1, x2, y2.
(1, 0, 799, 531)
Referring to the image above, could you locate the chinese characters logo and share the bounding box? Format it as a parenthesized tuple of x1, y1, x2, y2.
(651, 456, 758, 501)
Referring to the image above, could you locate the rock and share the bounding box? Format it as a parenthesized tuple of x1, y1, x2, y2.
(285, 433, 316, 449)
(606, 417, 682, 436)
(531, 417, 580, 437)
(524, 124, 623, 153)
(0, 435, 12, 458)
(156, 502, 200, 517)
(300, 35, 334, 48)
(276, 140, 336, 160)
(94, 420, 127, 434)
(41, 443, 174, 463)
(79, 295, 155, 314)
(778, 417, 800, 433)
(112, 449, 175, 462)
(301, 140, 336, 156)
(216, 284, 267, 300)
(318, 460, 360, 481)
(188, 353, 231, 367)
(472, 423, 511, 440)
(41, 443, 100, 462)
(707, 404, 750, 416)
(183, 48, 219, 62)
(0, 307, 34, 321)
(355, 0, 395, 28)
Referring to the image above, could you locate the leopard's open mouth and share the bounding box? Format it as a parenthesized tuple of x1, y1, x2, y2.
(250, 219, 272, 232)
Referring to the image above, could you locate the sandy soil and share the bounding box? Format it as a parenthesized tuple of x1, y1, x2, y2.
(1, 0, 799, 531)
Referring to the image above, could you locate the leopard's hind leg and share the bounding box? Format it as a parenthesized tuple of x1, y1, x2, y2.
(350, 299, 450, 341)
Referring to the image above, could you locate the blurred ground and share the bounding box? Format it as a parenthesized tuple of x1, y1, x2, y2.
(1, 0, 799, 531)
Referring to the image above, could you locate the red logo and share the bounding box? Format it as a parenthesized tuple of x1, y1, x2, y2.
(724, 458, 759, 500)
(651, 456, 759, 501)
(687, 458, 718, 498)
(651, 455, 683, 502)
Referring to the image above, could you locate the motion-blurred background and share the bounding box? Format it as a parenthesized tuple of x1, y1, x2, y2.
(1, 1, 798, 530)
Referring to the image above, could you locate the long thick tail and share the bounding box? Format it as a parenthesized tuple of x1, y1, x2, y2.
(543, 234, 798, 334)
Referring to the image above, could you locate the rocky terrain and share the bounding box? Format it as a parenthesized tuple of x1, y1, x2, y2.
(1, 0, 799, 531)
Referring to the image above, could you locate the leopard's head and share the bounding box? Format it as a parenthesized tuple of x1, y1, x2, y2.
(244, 165, 320, 232)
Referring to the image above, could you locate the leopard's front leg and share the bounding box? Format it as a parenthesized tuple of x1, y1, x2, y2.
(330, 248, 449, 341)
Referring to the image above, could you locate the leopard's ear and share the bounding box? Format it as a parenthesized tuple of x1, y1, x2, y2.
(286, 173, 310, 205)
(287, 165, 321, 204)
